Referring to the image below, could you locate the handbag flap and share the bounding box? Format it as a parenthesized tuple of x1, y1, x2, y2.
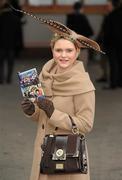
(42, 134, 81, 160)
(52, 134, 80, 159)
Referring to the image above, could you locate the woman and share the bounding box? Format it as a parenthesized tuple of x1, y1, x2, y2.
(21, 34, 96, 180)
(19, 8, 104, 179)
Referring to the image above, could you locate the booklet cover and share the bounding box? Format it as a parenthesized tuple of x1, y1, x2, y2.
(18, 68, 44, 101)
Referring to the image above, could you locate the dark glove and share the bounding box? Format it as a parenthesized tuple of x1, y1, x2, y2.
(36, 97, 54, 118)
(21, 98, 35, 115)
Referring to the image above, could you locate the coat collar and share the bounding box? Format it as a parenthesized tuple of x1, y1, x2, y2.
(39, 59, 95, 96)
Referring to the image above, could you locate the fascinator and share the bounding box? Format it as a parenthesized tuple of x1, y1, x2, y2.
(9, 5, 105, 54)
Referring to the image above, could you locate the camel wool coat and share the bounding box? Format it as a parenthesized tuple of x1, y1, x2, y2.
(28, 59, 95, 180)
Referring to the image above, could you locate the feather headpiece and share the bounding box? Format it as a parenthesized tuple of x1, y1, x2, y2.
(9, 5, 105, 54)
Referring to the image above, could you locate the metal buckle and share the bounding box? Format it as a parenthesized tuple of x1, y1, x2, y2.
(52, 148, 66, 160)
(72, 126, 79, 134)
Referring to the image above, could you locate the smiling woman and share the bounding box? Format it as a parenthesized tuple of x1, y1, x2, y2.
(21, 36, 96, 180)
(19, 9, 103, 180)
(51, 38, 80, 72)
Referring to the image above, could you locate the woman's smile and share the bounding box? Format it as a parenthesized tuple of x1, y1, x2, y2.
(52, 39, 79, 72)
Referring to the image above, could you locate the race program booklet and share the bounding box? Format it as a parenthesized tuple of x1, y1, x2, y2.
(18, 68, 44, 101)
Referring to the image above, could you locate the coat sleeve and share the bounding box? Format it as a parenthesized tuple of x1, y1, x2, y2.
(25, 104, 42, 122)
(49, 90, 95, 134)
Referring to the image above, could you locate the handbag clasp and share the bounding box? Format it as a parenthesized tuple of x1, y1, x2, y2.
(52, 148, 66, 160)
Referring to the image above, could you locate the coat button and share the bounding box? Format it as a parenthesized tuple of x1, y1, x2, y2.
(55, 127, 58, 131)
(42, 124, 44, 129)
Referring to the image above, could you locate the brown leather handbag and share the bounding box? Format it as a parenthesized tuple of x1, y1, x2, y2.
(40, 116, 87, 174)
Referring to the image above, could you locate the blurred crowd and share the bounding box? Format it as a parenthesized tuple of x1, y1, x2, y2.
(0, 0, 122, 90)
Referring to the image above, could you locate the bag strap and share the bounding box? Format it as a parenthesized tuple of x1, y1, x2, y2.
(69, 115, 79, 135)
(54, 115, 79, 135)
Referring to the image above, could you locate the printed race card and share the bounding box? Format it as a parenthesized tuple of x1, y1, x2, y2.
(18, 68, 44, 101)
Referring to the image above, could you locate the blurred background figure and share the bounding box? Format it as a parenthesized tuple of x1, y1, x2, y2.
(0, 0, 23, 84)
(9, 0, 25, 57)
(102, 0, 122, 89)
(96, 0, 114, 83)
(66, 0, 94, 70)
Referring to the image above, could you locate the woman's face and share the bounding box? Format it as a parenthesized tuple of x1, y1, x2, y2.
(52, 38, 79, 72)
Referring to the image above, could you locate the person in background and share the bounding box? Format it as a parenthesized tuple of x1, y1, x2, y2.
(8, 0, 25, 57)
(96, 0, 114, 83)
(19, 11, 103, 180)
(103, 0, 122, 89)
(66, 0, 94, 70)
(0, 0, 20, 84)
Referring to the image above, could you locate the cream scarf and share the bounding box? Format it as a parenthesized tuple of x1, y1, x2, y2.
(39, 59, 95, 96)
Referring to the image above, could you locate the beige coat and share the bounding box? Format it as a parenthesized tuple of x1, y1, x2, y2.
(28, 59, 95, 180)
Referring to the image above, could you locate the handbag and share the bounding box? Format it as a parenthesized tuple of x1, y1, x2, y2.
(40, 116, 88, 174)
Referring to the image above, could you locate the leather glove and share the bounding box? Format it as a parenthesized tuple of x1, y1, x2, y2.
(21, 98, 35, 115)
(36, 97, 54, 118)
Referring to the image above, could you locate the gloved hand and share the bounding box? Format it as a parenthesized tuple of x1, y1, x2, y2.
(21, 98, 35, 115)
(36, 97, 54, 118)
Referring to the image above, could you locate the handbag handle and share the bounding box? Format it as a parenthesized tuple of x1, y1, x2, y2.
(69, 115, 80, 135)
